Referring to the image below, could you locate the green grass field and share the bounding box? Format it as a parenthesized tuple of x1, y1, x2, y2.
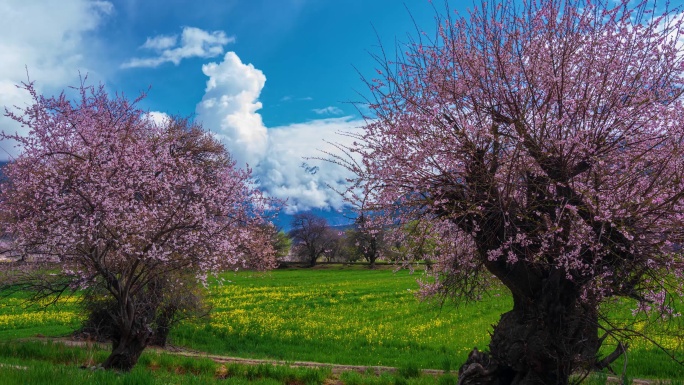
(173, 267, 506, 370)
(0, 340, 335, 385)
(1, 265, 684, 383)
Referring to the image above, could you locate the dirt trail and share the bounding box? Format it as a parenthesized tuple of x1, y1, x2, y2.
(23, 337, 659, 383)
(30, 337, 442, 376)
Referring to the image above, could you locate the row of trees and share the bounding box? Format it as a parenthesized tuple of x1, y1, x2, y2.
(287, 212, 391, 267)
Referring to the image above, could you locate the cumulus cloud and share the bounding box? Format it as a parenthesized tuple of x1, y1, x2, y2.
(195, 52, 363, 212)
(121, 27, 234, 69)
(312, 106, 343, 115)
(261, 117, 364, 213)
(196, 52, 268, 168)
(145, 111, 171, 126)
(0, 0, 113, 160)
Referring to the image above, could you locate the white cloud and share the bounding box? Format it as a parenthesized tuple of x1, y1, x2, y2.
(281, 95, 313, 102)
(145, 111, 171, 126)
(196, 52, 268, 168)
(261, 117, 364, 213)
(141, 35, 178, 51)
(0, 0, 113, 160)
(195, 52, 363, 212)
(122, 27, 234, 69)
(312, 106, 343, 115)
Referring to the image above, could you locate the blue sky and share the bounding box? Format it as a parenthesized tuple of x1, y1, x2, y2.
(0, 0, 443, 228)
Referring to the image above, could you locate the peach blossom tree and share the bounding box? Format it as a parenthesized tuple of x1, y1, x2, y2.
(1, 82, 276, 371)
(342, 0, 684, 383)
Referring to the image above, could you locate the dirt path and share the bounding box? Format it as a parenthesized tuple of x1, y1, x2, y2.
(23, 337, 659, 383)
(30, 337, 443, 376)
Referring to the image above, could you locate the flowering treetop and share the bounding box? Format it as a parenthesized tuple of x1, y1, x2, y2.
(344, 0, 684, 312)
(1, 81, 276, 288)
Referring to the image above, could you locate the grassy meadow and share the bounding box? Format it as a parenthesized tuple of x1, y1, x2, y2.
(174, 267, 505, 369)
(1, 265, 684, 383)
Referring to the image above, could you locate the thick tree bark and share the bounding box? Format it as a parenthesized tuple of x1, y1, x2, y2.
(149, 304, 177, 347)
(101, 295, 156, 371)
(102, 324, 151, 371)
(458, 273, 600, 385)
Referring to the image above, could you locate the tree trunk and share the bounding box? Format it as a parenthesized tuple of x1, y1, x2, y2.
(149, 304, 177, 347)
(308, 252, 319, 267)
(102, 319, 152, 371)
(457, 275, 600, 385)
(368, 255, 377, 269)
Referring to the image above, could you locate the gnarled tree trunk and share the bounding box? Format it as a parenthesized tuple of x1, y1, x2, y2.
(458, 272, 600, 385)
(101, 292, 157, 371)
(101, 319, 152, 371)
(148, 304, 177, 347)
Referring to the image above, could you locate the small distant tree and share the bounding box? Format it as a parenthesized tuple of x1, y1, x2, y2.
(323, 230, 345, 262)
(288, 213, 337, 266)
(270, 228, 293, 262)
(400, 221, 437, 268)
(338, 229, 361, 263)
(347, 214, 387, 268)
(338, 0, 684, 382)
(0, 82, 276, 371)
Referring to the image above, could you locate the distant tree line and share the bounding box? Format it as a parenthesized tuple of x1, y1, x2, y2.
(285, 212, 397, 268)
